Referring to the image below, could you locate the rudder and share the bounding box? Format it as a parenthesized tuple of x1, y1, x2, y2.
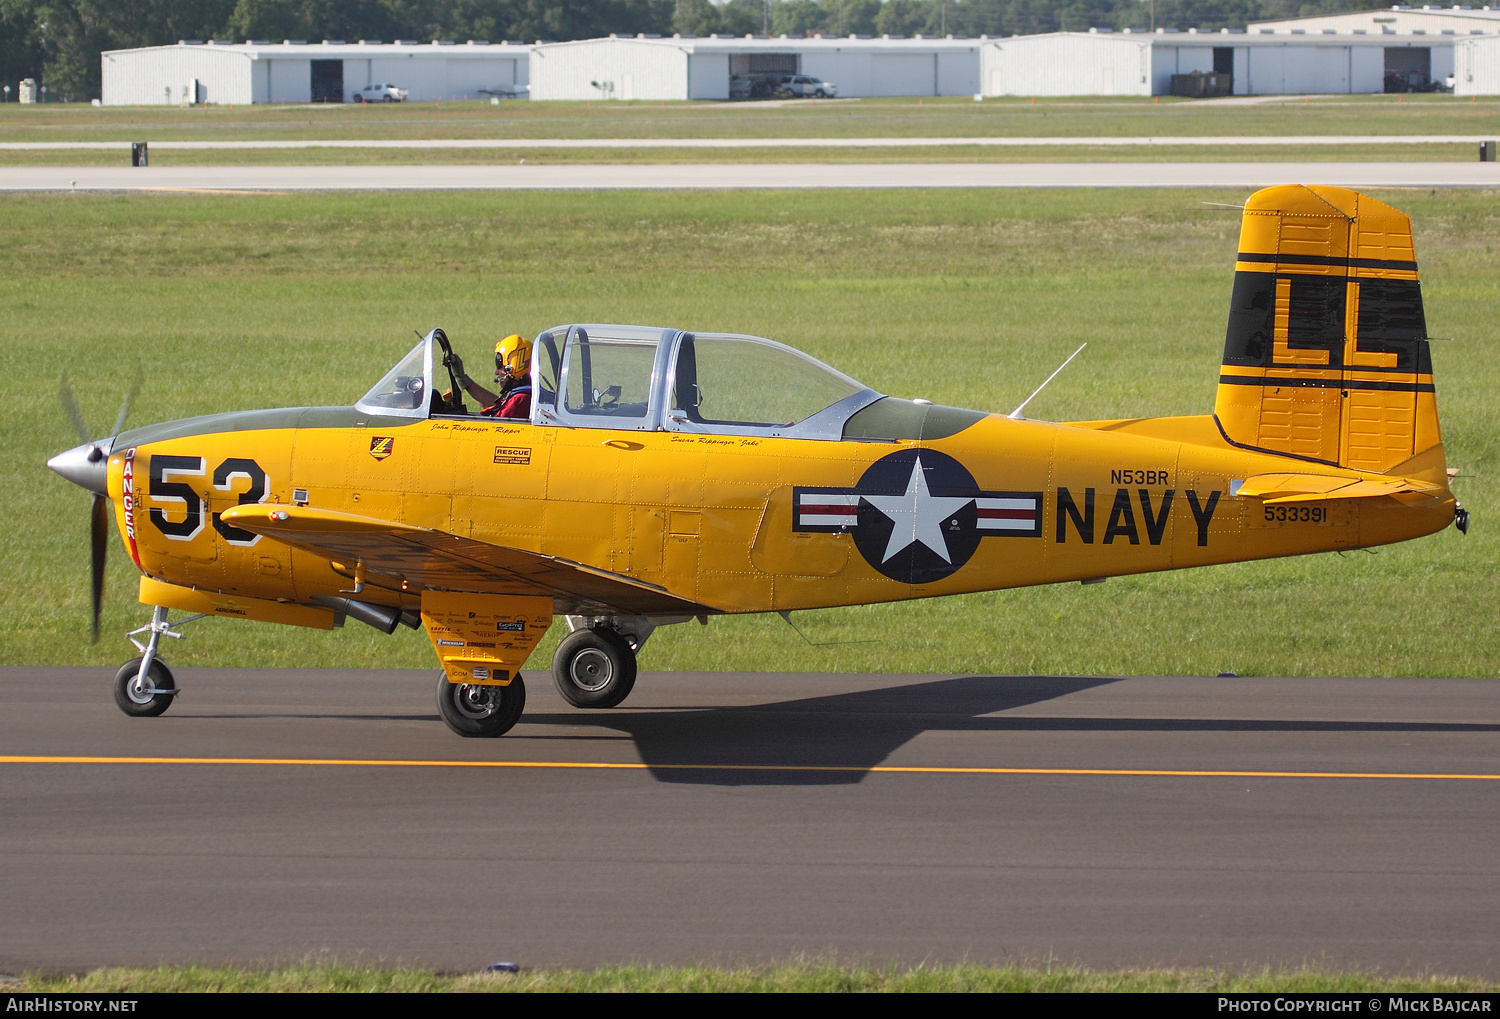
(1213, 185, 1440, 474)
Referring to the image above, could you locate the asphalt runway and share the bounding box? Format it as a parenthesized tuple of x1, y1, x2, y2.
(3, 666, 1499, 977)
(2, 162, 1498, 191)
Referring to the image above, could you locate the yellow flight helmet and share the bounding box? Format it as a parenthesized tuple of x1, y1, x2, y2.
(495, 334, 532, 381)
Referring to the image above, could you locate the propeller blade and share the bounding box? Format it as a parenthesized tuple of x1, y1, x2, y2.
(90, 492, 108, 644)
(59, 375, 90, 445)
(110, 369, 142, 441)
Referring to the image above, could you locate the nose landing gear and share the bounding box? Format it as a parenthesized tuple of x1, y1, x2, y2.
(112, 605, 205, 718)
(113, 657, 177, 717)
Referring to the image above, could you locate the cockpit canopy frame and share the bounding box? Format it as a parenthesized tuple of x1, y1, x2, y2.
(357, 325, 885, 441)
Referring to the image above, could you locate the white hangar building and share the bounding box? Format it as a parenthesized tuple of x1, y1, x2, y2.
(980, 29, 1463, 96)
(1249, 5, 1500, 35)
(101, 40, 532, 105)
(529, 35, 982, 101)
(1454, 32, 1500, 90)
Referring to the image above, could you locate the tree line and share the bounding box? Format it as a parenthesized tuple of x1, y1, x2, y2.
(1, 0, 1374, 102)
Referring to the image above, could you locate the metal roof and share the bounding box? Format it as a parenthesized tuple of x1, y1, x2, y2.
(534, 35, 985, 54)
(101, 40, 534, 58)
(994, 28, 1474, 45)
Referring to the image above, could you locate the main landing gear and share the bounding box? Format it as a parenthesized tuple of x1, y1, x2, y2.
(546, 615, 699, 713)
(435, 621, 645, 738)
(552, 627, 637, 708)
(112, 605, 204, 718)
(436, 673, 527, 737)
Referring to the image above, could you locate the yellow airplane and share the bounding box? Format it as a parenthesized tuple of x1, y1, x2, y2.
(47, 185, 1466, 737)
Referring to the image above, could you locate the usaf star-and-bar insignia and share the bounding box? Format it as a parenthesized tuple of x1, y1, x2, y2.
(793, 448, 1041, 584)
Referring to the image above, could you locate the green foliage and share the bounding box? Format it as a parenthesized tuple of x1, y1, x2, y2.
(673, 0, 722, 36)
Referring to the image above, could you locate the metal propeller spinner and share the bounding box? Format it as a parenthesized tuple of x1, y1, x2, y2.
(48, 372, 140, 643)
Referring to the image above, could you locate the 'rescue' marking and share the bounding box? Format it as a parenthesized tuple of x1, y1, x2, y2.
(3, 756, 1499, 781)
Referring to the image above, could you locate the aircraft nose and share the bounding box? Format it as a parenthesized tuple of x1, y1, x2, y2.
(47, 440, 110, 496)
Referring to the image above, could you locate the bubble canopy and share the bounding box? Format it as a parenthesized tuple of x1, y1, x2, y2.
(358, 327, 884, 439)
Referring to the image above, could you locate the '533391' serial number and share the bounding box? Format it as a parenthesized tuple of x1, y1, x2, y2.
(1265, 505, 1327, 523)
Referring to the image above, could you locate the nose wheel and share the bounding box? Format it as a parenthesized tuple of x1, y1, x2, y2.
(113, 657, 177, 717)
(112, 605, 201, 718)
(552, 627, 637, 708)
(436, 673, 527, 737)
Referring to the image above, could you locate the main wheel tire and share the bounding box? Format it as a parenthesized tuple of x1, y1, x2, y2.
(113, 658, 177, 718)
(435, 673, 526, 737)
(552, 628, 637, 708)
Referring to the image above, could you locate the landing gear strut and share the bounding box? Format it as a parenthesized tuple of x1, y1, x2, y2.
(113, 605, 203, 718)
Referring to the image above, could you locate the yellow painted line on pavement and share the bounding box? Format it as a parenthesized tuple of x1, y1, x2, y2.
(3, 755, 1499, 781)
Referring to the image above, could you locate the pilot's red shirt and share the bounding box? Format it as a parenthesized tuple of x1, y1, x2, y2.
(483, 383, 532, 420)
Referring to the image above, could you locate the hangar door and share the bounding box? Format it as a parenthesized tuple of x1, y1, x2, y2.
(729, 53, 797, 98)
(311, 59, 343, 102)
(1385, 47, 1431, 91)
(872, 53, 936, 96)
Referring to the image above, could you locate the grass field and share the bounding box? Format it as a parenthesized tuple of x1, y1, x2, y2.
(0, 93, 1495, 144)
(8, 961, 1495, 992)
(2, 186, 1495, 677)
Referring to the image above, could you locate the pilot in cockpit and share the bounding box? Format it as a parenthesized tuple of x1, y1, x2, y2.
(451, 334, 534, 420)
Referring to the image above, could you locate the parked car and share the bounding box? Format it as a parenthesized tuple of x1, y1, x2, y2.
(776, 74, 837, 98)
(1382, 70, 1451, 94)
(353, 83, 409, 103)
(730, 74, 777, 99)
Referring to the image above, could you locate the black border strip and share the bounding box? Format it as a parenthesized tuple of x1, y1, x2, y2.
(1223, 361, 1434, 376)
(1211, 414, 1340, 468)
(1219, 375, 1435, 393)
(1236, 251, 1418, 272)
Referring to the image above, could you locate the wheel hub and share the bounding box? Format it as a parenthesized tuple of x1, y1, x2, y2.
(569, 649, 614, 692)
(454, 683, 499, 719)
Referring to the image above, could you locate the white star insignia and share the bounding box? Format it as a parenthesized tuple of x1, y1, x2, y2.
(861, 457, 973, 564)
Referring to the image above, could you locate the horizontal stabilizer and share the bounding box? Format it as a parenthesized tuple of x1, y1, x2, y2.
(220, 504, 712, 617)
(1234, 472, 1442, 504)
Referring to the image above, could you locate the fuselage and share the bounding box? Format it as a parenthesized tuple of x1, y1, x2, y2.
(102, 402, 1455, 618)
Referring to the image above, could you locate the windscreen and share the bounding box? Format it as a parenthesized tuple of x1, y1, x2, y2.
(357, 341, 428, 414)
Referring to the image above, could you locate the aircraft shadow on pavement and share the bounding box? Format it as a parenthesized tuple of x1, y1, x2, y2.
(525, 675, 1500, 787)
(527, 675, 1119, 786)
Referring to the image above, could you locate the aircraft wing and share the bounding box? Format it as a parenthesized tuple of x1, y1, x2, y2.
(1235, 473, 1444, 504)
(219, 504, 712, 617)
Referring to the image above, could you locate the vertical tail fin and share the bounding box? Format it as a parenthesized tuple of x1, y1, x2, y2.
(1213, 185, 1441, 474)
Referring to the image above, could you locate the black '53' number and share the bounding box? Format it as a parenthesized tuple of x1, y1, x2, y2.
(148, 455, 268, 546)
